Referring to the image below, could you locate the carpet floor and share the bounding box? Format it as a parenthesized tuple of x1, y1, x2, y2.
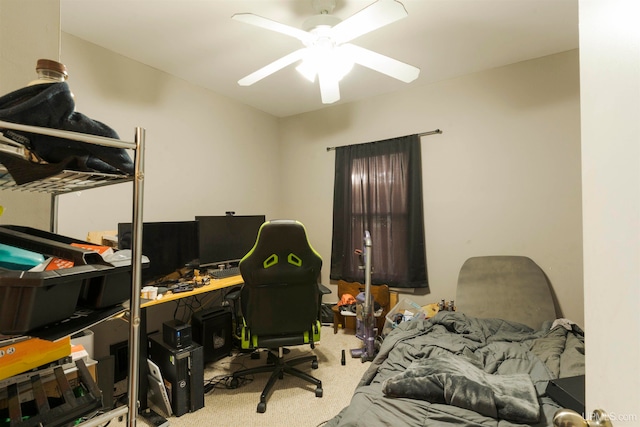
(119, 326, 370, 427)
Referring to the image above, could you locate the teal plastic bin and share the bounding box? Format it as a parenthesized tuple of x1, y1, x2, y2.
(0, 243, 45, 270)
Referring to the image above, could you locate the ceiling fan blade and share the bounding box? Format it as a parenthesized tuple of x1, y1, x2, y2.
(238, 48, 307, 86)
(343, 44, 419, 83)
(232, 13, 313, 43)
(330, 0, 408, 45)
(318, 72, 341, 104)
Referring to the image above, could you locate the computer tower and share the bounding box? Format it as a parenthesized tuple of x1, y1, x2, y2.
(191, 307, 233, 363)
(148, 333, 204, 417)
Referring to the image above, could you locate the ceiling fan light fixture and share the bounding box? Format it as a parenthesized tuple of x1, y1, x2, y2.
(234, 0, 419, 104)
(302, 14, 341, 32)
(322, 46, 354, 81)
(296, 40, 354, 84)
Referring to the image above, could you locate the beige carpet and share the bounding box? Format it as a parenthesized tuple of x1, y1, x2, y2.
(129, 326, 371, 427)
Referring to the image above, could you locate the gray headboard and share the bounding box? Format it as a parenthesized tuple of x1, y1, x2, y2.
(455, 256, 557, 329)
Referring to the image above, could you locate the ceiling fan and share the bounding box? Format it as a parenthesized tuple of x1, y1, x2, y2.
(232, 0, 420, 104)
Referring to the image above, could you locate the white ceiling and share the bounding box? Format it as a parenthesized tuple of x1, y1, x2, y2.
(60, 0, 578, 118)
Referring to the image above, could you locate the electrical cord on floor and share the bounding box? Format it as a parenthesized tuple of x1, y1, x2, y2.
(203, 373, 253, 393)
(202, 350, 257, 393)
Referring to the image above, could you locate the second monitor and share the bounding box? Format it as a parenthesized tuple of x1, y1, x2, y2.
(196, 215, 265, 268)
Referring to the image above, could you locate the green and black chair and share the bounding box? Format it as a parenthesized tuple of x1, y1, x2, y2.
(229, 219, 327, 413)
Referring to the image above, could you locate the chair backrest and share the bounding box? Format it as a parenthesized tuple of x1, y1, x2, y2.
(239, 220, 322, 337)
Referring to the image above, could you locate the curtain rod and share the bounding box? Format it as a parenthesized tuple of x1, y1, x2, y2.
(326, 129, 443, 152)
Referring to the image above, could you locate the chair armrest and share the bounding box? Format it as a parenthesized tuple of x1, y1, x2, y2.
(225, 288, 242, 302)
(317, 283, 331, 295)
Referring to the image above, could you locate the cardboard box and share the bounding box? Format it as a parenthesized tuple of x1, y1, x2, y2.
(86, 230, 118, 248)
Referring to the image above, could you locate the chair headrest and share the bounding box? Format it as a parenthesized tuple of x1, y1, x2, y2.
(243, 220, 321, 259)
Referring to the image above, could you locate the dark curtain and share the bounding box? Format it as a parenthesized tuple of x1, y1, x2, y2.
(330, 134, 428, 288)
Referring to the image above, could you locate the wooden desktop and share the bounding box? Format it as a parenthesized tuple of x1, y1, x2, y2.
(140, 274, 244, 308)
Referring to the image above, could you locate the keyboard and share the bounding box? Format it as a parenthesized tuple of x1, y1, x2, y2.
(210, 266, 240, 279)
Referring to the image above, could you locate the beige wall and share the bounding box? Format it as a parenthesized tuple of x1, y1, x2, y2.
(0, 0, 59, 228)
(55, 34, 282, 234)
(279, 50, 584, 325)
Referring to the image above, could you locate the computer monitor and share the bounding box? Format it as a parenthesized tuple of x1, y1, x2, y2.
(117, 221, 199, 284)
(195, 215, 265, 267)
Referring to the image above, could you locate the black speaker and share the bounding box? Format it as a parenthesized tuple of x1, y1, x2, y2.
(163, 319, 192, 349)
(191, 307, 233, 363)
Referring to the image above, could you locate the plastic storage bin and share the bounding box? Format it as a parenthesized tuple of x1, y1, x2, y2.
(1, 225, 142, 308)
(0, 226, 137, 334)
(0, 225, 104, 265)
(78, 266, 134, 309)
(383, 298, 426, 334)
(0, 264, 100, 335)
(0, 243, 45, 270)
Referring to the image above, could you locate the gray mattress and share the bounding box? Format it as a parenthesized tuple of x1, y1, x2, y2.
(324, 312, 584, 427)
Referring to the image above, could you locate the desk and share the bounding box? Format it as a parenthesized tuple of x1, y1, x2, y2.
(138, 274, 243, 416)
(140, 275, 244, 308)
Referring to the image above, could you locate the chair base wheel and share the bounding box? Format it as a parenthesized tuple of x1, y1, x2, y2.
(257, 402, 267, 413)
(230, 378, 239, 388)
(315, 387, 323, 398)
(311, 360, 318, 369)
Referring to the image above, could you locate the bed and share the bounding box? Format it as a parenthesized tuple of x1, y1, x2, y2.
(324, 256, 584, 427)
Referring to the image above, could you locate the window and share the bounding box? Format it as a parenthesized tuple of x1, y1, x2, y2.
(330, 134, 428, 288)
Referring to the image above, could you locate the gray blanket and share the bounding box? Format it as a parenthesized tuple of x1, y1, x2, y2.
(382, 356, 540, 423)
(325, 312, 585, 427)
